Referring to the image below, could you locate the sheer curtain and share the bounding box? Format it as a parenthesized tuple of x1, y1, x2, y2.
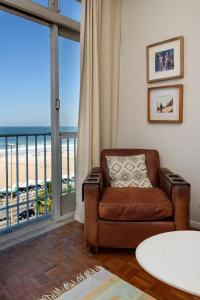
(75, 0, 121, 223)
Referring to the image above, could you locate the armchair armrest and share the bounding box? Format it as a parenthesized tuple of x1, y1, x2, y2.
(82, 167, 104, 248)
(82, 167, 103, 202)
(159, 168, 190, 230)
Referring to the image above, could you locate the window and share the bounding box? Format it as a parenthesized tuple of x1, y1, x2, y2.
(59, 0, 81, 22)
(0, 11, 50, 127)
(0, 0, 80, 232)
(59, 36, 80, 209)
(0, 10, 51, 231)
(32, 0, 48, 7)
(59, 36, 80, 131)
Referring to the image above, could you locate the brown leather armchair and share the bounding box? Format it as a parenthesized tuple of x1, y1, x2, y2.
(83, 149, 190, 253)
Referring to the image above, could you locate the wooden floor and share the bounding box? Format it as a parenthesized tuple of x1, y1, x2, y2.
(0, 221, 199, 300)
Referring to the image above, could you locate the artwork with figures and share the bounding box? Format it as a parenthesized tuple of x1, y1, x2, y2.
(155, 49, 174, 72)
(147, 36, 184, 82)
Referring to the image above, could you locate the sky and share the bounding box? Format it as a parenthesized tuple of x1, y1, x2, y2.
(0, 0, 81, 127)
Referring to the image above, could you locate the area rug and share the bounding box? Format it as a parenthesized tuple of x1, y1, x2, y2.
(39, 266, 155, 300)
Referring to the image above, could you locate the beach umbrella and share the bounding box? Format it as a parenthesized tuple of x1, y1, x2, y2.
(28, 180, 35, 186)
(20, 182, 27, 188)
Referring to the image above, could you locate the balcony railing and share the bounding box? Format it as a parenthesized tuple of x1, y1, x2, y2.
(60, 131, 77, 194)
(0, 131, 77, 232)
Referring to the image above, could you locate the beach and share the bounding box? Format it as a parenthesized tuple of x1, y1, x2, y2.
(0, 145, 75, 190)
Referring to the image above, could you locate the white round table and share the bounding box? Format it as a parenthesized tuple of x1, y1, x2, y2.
(136, 231, 200, 297)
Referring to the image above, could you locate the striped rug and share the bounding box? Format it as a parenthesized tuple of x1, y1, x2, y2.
(39, 266, 155, 300)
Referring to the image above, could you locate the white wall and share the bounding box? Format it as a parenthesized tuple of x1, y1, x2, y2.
(118, 0, 200, 226)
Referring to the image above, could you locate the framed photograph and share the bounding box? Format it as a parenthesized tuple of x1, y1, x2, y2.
(147, 36, 184, 83)
(147, 84, 183, 123)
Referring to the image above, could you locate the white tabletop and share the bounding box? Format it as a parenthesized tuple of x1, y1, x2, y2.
(136, 231, 200, 297)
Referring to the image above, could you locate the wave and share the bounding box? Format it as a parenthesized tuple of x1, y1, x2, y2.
(0, 143, 76, 156)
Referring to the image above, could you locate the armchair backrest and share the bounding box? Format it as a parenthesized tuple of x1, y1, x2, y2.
(100, 149, 160, 187)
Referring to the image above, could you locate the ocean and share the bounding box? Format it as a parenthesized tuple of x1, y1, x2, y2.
(0, 126, 77, 151)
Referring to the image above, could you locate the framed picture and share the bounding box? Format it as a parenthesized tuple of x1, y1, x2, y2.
(147, 36, 184, 83)
(147, 84, 183, 123)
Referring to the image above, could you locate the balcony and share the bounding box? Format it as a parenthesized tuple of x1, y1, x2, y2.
(0, 131, 77, 232)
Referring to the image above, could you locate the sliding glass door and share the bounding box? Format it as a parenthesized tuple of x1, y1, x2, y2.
(59, 35, 80, 216)
(0, 10, 51, 230)
(0, 1, 80, 231)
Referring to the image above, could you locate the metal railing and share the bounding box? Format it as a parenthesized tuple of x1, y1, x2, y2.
(0, 131, 77, 232)
(60, 131, 77, 194)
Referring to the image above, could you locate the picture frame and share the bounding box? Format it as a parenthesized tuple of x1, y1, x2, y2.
(147, 84, 183, 123)
(147, 36, 184, 83)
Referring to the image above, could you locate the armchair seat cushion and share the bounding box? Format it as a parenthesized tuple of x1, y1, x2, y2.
(99, 187, 173, 221)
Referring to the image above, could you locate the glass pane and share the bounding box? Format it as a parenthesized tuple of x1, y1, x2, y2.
(32, 0, 48, 7)
(59, 36, 79, 215)
(0, 11, 50, 128)
(59, 0, 81, 22)
(59, 36, 80, 131)
(0, 11, 51, 230)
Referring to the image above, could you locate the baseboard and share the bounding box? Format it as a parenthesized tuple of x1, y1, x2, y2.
(190, 219, 200, 230)
(0, 211, 75, 251)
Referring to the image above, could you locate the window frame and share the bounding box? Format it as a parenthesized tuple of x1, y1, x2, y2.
(0, 0, 80, 220)
(0, 0, 80, 33)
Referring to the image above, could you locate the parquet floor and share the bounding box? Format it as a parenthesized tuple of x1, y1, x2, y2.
(0, 221, 199, 300)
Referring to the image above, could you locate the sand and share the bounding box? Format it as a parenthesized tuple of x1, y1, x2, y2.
(0, 146, 75, 189)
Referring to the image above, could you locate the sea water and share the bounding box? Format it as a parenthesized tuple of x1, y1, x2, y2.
(0, 126, 77, 153)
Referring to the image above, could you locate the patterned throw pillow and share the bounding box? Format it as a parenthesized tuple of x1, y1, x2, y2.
(106, 155, 153, 188)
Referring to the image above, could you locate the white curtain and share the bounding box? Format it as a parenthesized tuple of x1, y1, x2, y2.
(75, 0, 121, 223)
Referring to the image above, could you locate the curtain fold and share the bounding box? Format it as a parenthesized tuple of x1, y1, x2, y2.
(75, 0, 121, 223)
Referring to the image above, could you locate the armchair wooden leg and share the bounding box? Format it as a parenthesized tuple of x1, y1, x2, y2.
(89, 246, 99, 254)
